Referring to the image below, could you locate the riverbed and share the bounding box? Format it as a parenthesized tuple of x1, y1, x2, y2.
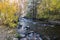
(17, 17, 60, 40)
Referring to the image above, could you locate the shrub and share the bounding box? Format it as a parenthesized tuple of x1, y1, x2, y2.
(0, 0, 20, 28)
(37, 0, 60, 20)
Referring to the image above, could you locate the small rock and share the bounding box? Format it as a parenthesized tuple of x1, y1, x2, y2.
(20, 38, 27, 40)
(13, 38, 18, 40)
(20, 34, 25, 37)
(8, 30, 13, 34)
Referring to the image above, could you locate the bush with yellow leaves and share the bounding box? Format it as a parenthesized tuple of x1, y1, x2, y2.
(0, 0, 20, 28)
(37, 0, 60, 20)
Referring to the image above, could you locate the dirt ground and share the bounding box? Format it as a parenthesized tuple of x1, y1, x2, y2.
(0, 25, 17, 40)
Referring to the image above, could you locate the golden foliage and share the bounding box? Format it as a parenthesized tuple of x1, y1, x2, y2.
(0, 0, 20, 28)
(37, 0, 60, 20)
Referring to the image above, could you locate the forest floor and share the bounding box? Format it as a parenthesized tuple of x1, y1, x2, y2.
(0, 25, 17, 40)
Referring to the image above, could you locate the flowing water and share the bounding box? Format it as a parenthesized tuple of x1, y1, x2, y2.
(17, 18, 43, 40)
(17, 17, 60, 40)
